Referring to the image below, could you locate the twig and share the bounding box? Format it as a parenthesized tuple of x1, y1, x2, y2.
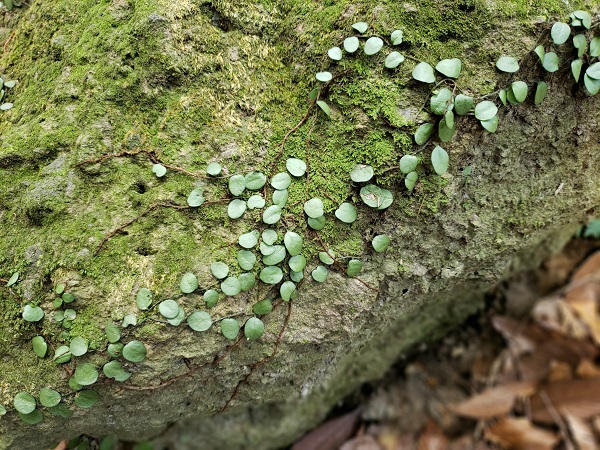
(269, 104, 315, 173)
(305, 113, 318, 199)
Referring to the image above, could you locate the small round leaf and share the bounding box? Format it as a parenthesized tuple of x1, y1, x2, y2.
(259, 266, 283, 285)
(435, 58, 462, 78)
(247, 194, 265, 209)
(431, 146, 449, 175)
(220, 318, 240, 340)
(312, 265, 328, 282)
(238, 230, 259, 249)
(39, 388, 61, 408)
(511, 81, 528, 103)
(262, 229, 278, 245)
(572, 59, 583, 82)
(7, 271, 18, 287)
(263, 205, 282, 224)
(123, 341, 147, 363)
(412, 62, 435, 83)
(262, 245, 286, 266)
(74, 363, 98, 386)
(245, 171, 266, 190)
(237, 250, 256, 271)
(391, 29, 403, 45)
(122, 314, 137, 328)
(347, 260, 363, 277)
(328, 47, 342, 61)
(343, 36, 360, 53)
(316, 71, 333, 82)
(350, 164, 374, 182)
(304, 198, 324, 218)
(253, 299, 273, 315)
(204, 289, 219, 307)
(364, 37, 383, 56)
(228, 175, 246, 196)
(152, 164, 166, 177)
(308, 216, 326, 230)
(414, 123, 434, 145)
(187, 188, 205, 207)
(399, 155, 418, 174)
(496, 56, 519, 73)
(534, 82, 547, 105)
(319, 251, 335, 265)
(551, 22, 570, 44)
(228, 199, 247, 219)
(136, 288, 153, 310)
(454, 94, 474, 116)
(286, 158, 307, 177)
(270, 172, 291, 190)
(284, 231, 303, 256)
(221, 277, 241, 296)
(384, 51, 405, 69)
(273, 189, 289, 207)
(53, 346, 71, 364)
(159, 299, 180, 319)
(474, 101, 497, 121)
(180, 272, 199, 293)
(481, 115, 499, 133)
(280, 281, 297, 302)
(187, 311, 212, 332)
(352, 22, 368, 33)
(587, 62, 600, 80)
(542, 52, 559, 72)
(239, 272, 256, 291)
(405, 171, 418, 192)
(289, 255, 307, 272)
(335, 203, 357, 223)
(74, 390, 99, 409)
(206, 162, 221, 176)
(14, 392, 36, 414)
(105, 322, 121, 344)
(70, 336, 89, 356)
(19, 410, 43, 424)
(244, 317, 265, 340)
(372, 234, 391, 252)
(32, 336, 47, 358)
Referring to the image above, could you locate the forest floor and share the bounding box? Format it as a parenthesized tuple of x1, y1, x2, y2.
(55, 235, 600, 450)
(291, 236, 600, 450)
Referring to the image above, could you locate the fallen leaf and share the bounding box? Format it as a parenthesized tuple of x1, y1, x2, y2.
(291, 408, 362, 450)
(485, 417, 560, 450)
(548, 360, 573, 382)
(532, 298, 588, 340)
(340, 435, 382, 450)
(417, 420, 448, 450)
(531, 379, 600, 424)
(571, 251, 600, 281)
(450, 381, 536, 419)
(565, 283, 600, 345)
(576, 359, 600, 379)
(564, 414, 597, 450)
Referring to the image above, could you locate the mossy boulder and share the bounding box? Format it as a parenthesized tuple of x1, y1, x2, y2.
(0, 0, 599, 448)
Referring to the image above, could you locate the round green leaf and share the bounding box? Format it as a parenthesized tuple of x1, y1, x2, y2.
(343, 36, 359, 53)
(245, 171, 266, 190)
(221, 277, 241, 296)
(262, 229, 278, 245)
(273, 189, 289, 207)
(159, 299, 180, 319)
(187, 311, 212, 332)
(62, 292, 75, 303)
(52, 298, 63, 309)
(384, 51, 405, 69)
(6, 271, 18, 287)
(316, 71, 332, 82)
(312, 265, 328, 282)
(253, 299, 273, 315)
(271, 172, 291, 190)
(180, 272, 199, 293)
(211, 262, 230, 279)
(167, 307, 185, 326)
(53, 346, 71, 364)
(573, 34, 586, 58)
(136, 288, 152, 310)
(244, 317, 265, 340)
(286, 158, 307, 177)
(308, 216, 326, 230)
(280, 281, 297, 302)
(511, 81, 528, 103)
(0, 405, 6, 416)
(107, 343, 124, 358)
(360, 185, 393, 210)
(284, 231, 303, 256)
(316, 100, 330, 117)
(350, 164, 374, 182)
(152, 164, 166, 177)
(590, 37, 600, 57)
(474, 101, 497, 121)
(123, 340, 147, 363)
(39, 387, 61, 408)
(259, 266, 283, 285)
(304, 198, 324, 218)
(572, 59, 583, 82)
(584, 73, 600, 95)
(70, 336, 89, 356)
(391, 29, 403, 45)
(247, 194, 265, 209)
(238, 230, 259, 249)
(32, 336, 47, 358)
(319, 251, 335, 265)
(587, 62, 600, 80)
(435, 58, 462, 78)
(496, 56, 519, 73)
(260, 242, 275, 256)
(220, 318, 240, 340)
(431, 146, 449, 175)
(69, 377, 83, 392)
(364, 37, 383, 56)
(352, 22, 368, 33)
(542, 52, 559, 72)
(430, 88, 452, 115)
(187, 188, 205, 207)
(103, 361, 131, 382)
(206, 162, 221, 176)
(64, 308, 76, 321)
(122, 314, 137, 328)
(414, 123, 434, 145)
(14, 392, 36, 414)
(0, 103, 13, 111)
(551, 22, 570, 44)
(454, 94, 474, 116)
(204, 289, 219, 307)
(74, 363, 98, 386)
(3, 80, 16, 88)
(574, 10, 592, 29)
(438, 118, 454, 143)
(19, 410, 43, 424)
(445, 110, 455, 130)
(228, 174, 246, 196)
(228, 199, 247, 219)
(534, 82, 547, 105)
(534, 45, 545, 62)
(290, 270, 304, 282)
(328, 46, 342, 61)
(412, 62, 435, 83)
(372, 234, 391, 252)
(262, 245, 286, 266)
(480, 115, 499, 133)
(237, 250, 256, 271)
(48, 403, 73, 419)
(105, 322, 121, 344)
(289, 255, 307, 272)
(335, 202, 357, 223)
(263, 205, 282, 224)
(399, 155, 418, 174)
(347, 260, 363, 277)
(23, 304, 44, 322)
(239, 272, 256, 291)
(405, 171, 418, 192)
(74, 390, 99, 409)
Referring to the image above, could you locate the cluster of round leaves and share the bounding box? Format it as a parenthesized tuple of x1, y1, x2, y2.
(0, 77, 17, 111)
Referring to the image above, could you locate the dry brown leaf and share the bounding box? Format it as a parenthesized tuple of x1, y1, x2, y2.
(53, 442, 68, 450)
(548, 360, 573, 382)
(450, 381, 536, 419)
(576, 360, 600, 379)
(592, 416, 600, 436)
(531, 379, 600, 424)
(492, 316, 541, 355)
(340, 435, 383, 450)
(571, 251, 600, 281)
(485, 417, 560, 450)
(564, 414, 598, 450)
(532, 297, 589, 340)
(291, 408, 362, 450)
(565, 283, 600, 345)
(417, 421, 448, 450)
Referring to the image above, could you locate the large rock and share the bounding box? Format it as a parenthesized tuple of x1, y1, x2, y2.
(0, 0, 598, 448)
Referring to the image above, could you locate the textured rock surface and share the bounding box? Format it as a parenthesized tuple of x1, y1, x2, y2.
(0, 0, 598, 448)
